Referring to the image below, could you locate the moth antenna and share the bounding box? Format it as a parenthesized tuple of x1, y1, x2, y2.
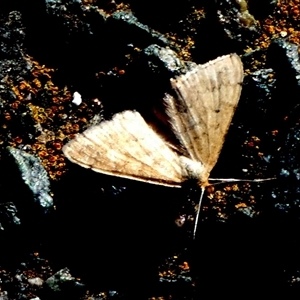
(209, 177, 275, 186)
(193, 177, 275, 238)
(193, 187, 205, 239)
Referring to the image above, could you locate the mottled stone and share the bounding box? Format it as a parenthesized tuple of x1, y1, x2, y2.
(7, 147, 53, 208)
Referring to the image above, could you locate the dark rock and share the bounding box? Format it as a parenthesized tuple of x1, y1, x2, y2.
(0, 11, 25, 58)
(44, 268, 85, 299)
(7, 147, 53, 209)
(268, 38, 300, 88)
(248, 0, 279, 20)
(216, 0, 260, 42)
(0, 202, 20, 230)
(110, 11, 176, 50)
(143, 44, 196, 76)
(27, 277, 43, 287)
(0, 291, 9, 300)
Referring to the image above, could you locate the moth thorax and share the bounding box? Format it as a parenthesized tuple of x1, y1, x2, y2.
(179, 156, 207, 184)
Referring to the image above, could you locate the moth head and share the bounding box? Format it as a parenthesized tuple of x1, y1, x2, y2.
(179, 156, 209, 187)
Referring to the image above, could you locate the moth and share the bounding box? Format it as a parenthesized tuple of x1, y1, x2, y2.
(63, 53, 244, 237)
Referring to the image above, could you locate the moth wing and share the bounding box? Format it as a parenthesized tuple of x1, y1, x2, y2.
(63, 110, 187, 187)
(164, 53, 243, 175)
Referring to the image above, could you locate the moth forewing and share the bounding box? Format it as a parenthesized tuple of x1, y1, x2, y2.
(63, 110, 188, 187)
(163, 53, 243, 183)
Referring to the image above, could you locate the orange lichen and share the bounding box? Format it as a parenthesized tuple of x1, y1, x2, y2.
(31, 59, 54, 78)
(52, 141, 62, 151)
(10, 61, 103, 181)
(4, 112, 11, 121)
(32, 143, 43, 151)
(32, 78, 42, 89)
(19, 80, 32, 90)
(179, 261, 190, 271)
(255, 0, 300, 48)
(52, 97, 60, 104)
(224, 184, 239, 192)
(235, 202, 247, 209)
(38, 150, 48, 158)
(10, 101, 20, 110)
(48, 155, 58, 163)
(245, 136, 261, 149)
(163, 6, 205, 61)
(13, 137, 23, 144)
(29, 104, 53, 124)
(56, 171, 63, 177)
